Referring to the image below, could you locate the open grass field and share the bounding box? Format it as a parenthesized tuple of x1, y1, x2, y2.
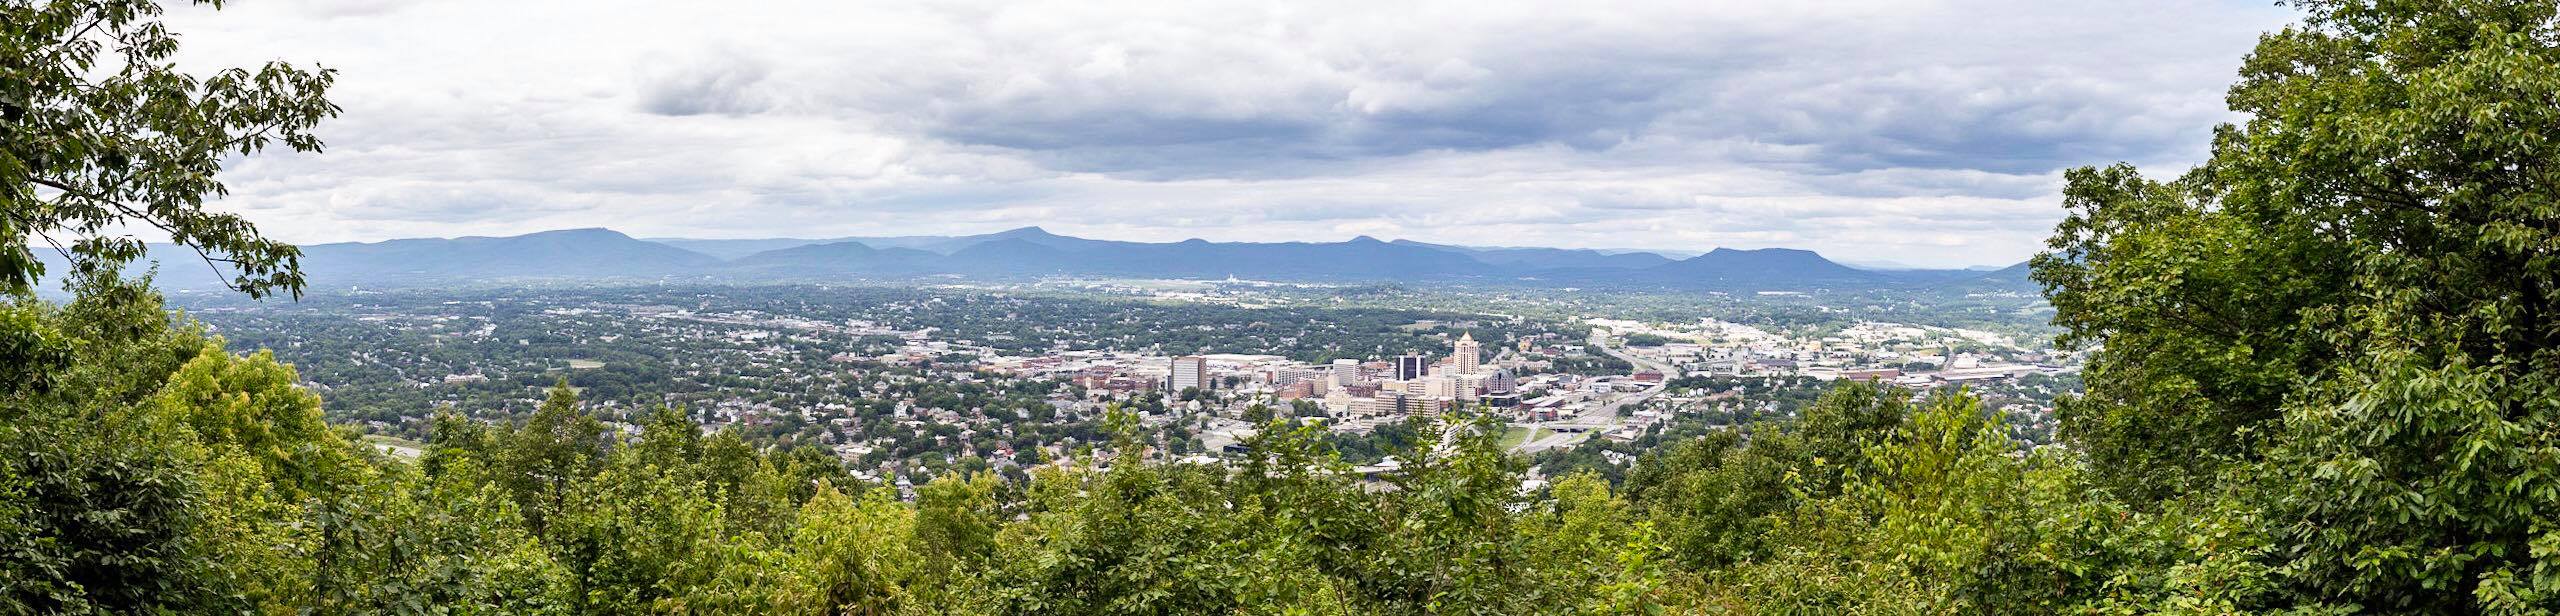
(1498, 425, 1542, 450)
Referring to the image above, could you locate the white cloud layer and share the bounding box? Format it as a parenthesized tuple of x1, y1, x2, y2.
(167, 0, 2298, 267)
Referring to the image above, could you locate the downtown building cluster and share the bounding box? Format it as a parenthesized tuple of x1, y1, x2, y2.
(1181, 332, 1521, 420)
(975, 332, 1521, 423)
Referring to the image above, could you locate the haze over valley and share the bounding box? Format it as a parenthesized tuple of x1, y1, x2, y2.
(108, 226, 2035, 295)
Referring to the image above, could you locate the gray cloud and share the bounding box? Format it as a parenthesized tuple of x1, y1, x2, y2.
(815, 0, 2264, 180)
(160, 0, 2298, 268)
(637, 50, 776, 116)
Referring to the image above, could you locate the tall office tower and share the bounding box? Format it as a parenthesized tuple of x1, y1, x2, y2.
(1483, 368, 1517, 395)
(1393, 354, 1428, 380)
(1455, 373, 1486, 401)
(1271, 364, 1326, 387)
(1453, 331, 1481, 375)
(1170, 355, 1208, 392)
(1331, 358, 1361, 387)
(1419, 375, 1458, 400)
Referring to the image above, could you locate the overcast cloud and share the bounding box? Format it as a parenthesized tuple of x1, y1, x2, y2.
(168, 0, 2297, 267)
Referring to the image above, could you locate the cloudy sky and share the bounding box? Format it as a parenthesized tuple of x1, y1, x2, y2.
(167, 0, 2297, 267)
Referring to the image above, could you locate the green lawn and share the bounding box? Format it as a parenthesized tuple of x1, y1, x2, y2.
(361, 434, 427, 459)
(1498, 426, 1542, 450)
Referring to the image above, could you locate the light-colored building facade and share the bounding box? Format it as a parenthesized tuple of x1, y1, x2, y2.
(1453, 332, 1481, 375)
(1169, 355, 1208, 392)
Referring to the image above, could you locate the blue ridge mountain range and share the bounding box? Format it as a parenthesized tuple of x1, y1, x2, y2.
(69, 226, 2037, 295)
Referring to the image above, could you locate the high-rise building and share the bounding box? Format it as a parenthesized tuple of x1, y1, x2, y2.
(1393, 354, 1428, 380)
(1348, 393, 1404, 418)
(1453, 332, 1481, 375)
(1455, 373, 1487, 401)
(1269, 364, 1327, 387)
(1419, 375, 1457, 400)
(1330, 358, 1361, 388)
(1483, 368, 1517, 395)
(1408, 396, 1452, 418)
(1170, 355, 1208, 392)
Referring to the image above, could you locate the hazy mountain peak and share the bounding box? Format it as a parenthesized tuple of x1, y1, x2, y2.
(511, 227, 632, 240)
(1703, 246, 1815, 256)
(989, 226, 1058, 238)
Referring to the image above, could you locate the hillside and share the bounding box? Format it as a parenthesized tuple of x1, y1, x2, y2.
(298, 228, 719, 284)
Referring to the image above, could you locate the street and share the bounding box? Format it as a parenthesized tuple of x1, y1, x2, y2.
(1510, 330, 1670, 454)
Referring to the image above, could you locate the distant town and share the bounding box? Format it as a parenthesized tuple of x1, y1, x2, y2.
(189, 280, 2077, 490)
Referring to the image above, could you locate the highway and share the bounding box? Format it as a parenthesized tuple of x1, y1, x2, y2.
(1591, 329, 1679, 376)
(1509, 330, 1671, 454)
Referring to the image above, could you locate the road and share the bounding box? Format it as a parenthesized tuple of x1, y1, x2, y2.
(1512, 427, 1573, 452)
(1591, 329, 1679, 376)
(1587, 329, 1672, 417)
(1510, 332, 1670, 454)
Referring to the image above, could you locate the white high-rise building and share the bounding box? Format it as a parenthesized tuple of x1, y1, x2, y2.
(1455, 373, 1487, 401)
(1269, 364, 1327, 387)
(1170, 356, 1208, 392)
(1419, 375, 1458, 400)
(1453, 332, 1481, 375)
(1348, 394, 1403, 418)
(1331, 358, 1361, 387)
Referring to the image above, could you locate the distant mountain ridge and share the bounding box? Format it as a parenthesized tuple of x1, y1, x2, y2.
(1621, 247, 1883, 288)
(1388, 239, 1675, 270)
(300, 228, 719, 283)
(91, 226, 2036, 295)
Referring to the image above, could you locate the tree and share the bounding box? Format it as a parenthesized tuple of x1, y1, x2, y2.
(1623, 382, 1908, 572)
(0, 274, 240, 613)
(3, 0, 337, 301)
(1699, 392, 2128, 614)
(2035, 0, 2560, 610)
(911, 472, 999, 573)
(757, 484, 920, 614)
(301, 466, 573, 615)
(497, 382, 606, 533)
(145, 344, 357, 500)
